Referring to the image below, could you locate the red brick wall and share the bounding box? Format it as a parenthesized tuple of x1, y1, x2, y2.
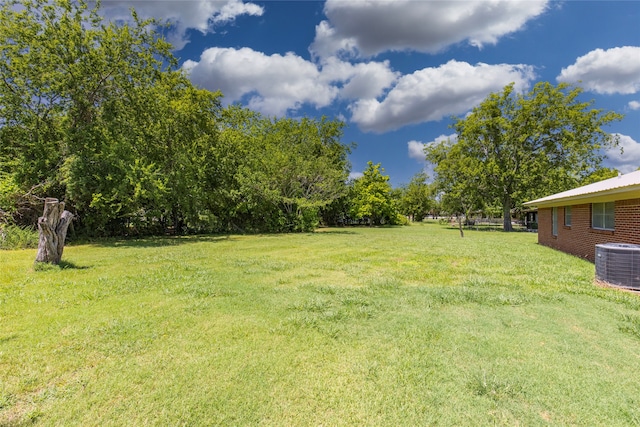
(538, 198, 640, 262)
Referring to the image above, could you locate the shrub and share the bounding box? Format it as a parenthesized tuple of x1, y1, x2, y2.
(394, 214, 411, 226)
(0, 224, 39, 250)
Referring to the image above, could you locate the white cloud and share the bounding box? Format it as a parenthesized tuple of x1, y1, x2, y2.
(408, 140, 427, 162)
(184, 47, 337, 116)
(409, 134, 459, 162)
(311, 20, 359, 61)
(407, 135, 459, 180)
(311, 0, 548, 59)
(99, 0, 263, 50)
(349, 172, 364, 181)
(557, 46, 640, 94)
(350, 60, 536, 133)
(629, 101, 640, 110)
(184, 48, 398, 117)
(320, 57, 399, 99)
(604, 133, 640, 174)
(184, 51, 535, 131)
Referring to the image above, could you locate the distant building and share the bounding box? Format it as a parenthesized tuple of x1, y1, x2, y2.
(523, 208, 538, 231)
(524, 170, 640, 262)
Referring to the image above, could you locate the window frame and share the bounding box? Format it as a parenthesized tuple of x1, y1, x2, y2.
(552, 207, 558, 236)
(592, 202, 614, 231)
(564, 206, 572, 227)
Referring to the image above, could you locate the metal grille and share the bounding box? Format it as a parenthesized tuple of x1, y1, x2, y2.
(595, 243, 640, 289)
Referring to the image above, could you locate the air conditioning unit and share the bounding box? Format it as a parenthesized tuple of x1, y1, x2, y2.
(595, 243, 640, 290)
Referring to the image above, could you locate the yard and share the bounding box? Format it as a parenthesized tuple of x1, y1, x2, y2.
(2, 223, 640, 425)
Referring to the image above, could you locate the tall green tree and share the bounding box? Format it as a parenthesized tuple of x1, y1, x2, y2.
(0, 0, 225, 235)
(350, 162, 399, 226)
(396, 172, 434, 222)
(226, 112, 351, 232)
(213, 107, 351, 232)
(426, 82, 623, 231)
(75, 72, 222, 234)
(425, 140, 485, 237)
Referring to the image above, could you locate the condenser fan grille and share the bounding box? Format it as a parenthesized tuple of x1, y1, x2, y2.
(595, 243, 640, 289)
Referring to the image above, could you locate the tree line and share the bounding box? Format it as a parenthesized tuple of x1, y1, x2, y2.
(1, 0, 622, 238)
(0, 0, 423, 237)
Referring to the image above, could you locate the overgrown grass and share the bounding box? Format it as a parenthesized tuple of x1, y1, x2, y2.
(2, 224, 640, 425)
(0, 224, 38, 250)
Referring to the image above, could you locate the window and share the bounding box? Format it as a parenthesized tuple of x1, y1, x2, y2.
(564, 206, 572, 226)
(592, 202, 614, 230)
(552, 207, 558, 236)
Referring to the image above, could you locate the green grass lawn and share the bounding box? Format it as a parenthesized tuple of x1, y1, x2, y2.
(2, 223, 640, 426)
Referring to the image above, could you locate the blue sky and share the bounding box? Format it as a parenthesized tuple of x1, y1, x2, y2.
(101, 1, 640, 186)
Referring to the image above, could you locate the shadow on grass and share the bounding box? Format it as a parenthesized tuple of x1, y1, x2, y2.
(58, 260, 91, 270)
(75, 230, 364, 247)
(315, 225, 408, 234)
(444, 225, 533, 233)
(34, 260, 92, 271)
(0, 334, 18, 344)
(78, 234, 232, 249)
(313, 230, 358, 235)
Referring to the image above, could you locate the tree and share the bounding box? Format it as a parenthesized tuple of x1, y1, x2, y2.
(0, 0, 353, 236)
(350, 162, 399, 226)
(319, 191, 353, 226)
(396, 172, 434, 222)
(78, 72, 222, 235)
(427, 82, 623, 231)
(240, 115, 350, 232)
(425, 140, 485, 237)
(216, 108, 351, 232)
(0, 0, 225, 236)
(581, 167, 619, 185)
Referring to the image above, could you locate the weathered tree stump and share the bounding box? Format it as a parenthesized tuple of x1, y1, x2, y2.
(35, 198, 73, 265)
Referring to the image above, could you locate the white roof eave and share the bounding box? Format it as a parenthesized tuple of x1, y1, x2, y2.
(525, 184, 640, 207)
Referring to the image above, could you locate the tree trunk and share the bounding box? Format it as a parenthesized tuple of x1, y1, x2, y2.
(502, 202, 512, 232)
(458, 215, 464, 238)
(35, 198, 73, 265)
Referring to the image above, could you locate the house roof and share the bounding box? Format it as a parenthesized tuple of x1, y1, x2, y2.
(524, 169, 640, 207)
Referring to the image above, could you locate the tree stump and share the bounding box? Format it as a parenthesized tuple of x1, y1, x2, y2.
(35, 198, 73, 265)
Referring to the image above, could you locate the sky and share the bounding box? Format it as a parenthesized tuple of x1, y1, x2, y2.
(99, 0, 640, 187)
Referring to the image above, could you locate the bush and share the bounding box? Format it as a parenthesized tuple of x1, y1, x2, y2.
(0, 224, 39, 250)
(394, 214, 411, 226)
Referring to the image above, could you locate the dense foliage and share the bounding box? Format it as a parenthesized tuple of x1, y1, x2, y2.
(393, 172, 435, 222)
(321, 162, 406, 226)
(349, 162, 402, 225)
(215, 107, 351, 233)
(0, 0, 352, 235)
(426, 82, 623, 231)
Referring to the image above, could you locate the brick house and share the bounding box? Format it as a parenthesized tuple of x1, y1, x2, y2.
(524, 170, 640, 262)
